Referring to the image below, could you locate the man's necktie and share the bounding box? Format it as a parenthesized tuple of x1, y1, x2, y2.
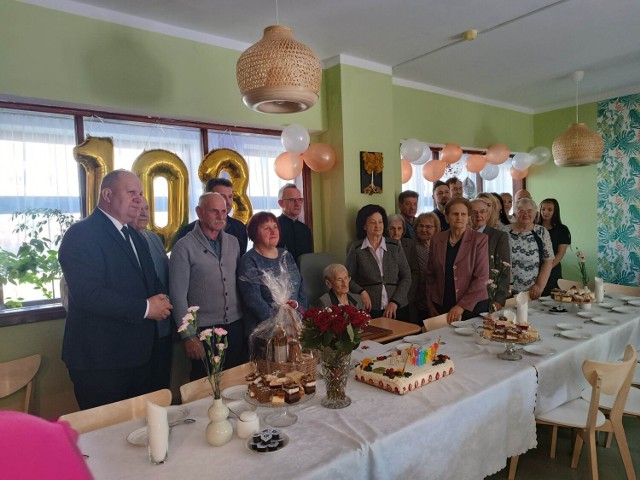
(121, 226, 131, 243)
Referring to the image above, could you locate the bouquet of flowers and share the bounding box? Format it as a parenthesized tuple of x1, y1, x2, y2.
(300, 305, 371, 354)
(487, 255, 510, 312)
(178, 306, 228, 399)
(573, 247, 589, 286)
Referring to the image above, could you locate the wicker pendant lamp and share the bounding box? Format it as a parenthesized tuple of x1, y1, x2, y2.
(552, 71, 604, 167)
(236, 25, 322, 114)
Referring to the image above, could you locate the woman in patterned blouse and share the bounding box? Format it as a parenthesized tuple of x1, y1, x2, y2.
(504, 198, 555, 300)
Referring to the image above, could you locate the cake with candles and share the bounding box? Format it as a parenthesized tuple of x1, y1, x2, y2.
(354, 340, 454, 395)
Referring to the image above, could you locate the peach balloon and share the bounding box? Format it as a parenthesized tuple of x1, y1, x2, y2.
(401, 159, 413, 183)
(302, 143, 336, 172)
(466, 154, 487, 173)
(440, 143, 463, 164)
(422, 160, 446, 182)
(486, 144, 510, 165)
(274, 152, 303, 180)
(510, 166, 528, 180)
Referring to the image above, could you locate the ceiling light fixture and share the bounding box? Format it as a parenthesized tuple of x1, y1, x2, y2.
(552, 71, 604, 167)
(235, 1, 322, 114)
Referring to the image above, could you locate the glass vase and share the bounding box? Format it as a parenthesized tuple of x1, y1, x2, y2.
(320, 349, 352, 409)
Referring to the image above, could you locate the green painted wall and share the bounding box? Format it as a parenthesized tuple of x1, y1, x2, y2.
(393, 85, 534, 152)
(0, 0, 324, 130)
(531, 103, 599, 284)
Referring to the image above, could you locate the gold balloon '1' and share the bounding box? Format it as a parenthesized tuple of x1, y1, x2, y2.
(132, 150, 189, 250)
(199, 148, 252, 224)
(73, 136, 114, 215)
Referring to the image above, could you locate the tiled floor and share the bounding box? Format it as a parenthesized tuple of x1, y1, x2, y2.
(488, 413, 639, 479)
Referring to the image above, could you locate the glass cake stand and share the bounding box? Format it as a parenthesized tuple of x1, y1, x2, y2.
(482, 329, 538, 361)
(243, 391, 315, 427)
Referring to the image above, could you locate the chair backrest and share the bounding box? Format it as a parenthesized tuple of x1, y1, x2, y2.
(583, 345, 637, 429)
(180, 362, 256, 404)
(58, 388, 172, 434)
(298, 252, 335, 306)
(423, 313, 448, 332)
(504, 297, 517, 308)
(0, 354, 41, 413)
(603, 282, 640, 297)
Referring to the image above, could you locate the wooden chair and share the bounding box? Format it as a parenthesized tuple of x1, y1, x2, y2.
(298, 252, 335, 307)
(557, 278, 585, 291)
(534, 345, 637, 480)
(603, 282, 640, 297)
(180, 362, 255, 404)
(423, 313, 448, 332)
(504, 297, 517, 308)
(0, 354, 41, 413)
(58, 388, 172, 434)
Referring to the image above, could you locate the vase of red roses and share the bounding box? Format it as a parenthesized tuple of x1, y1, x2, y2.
(300, 305, 370, 409)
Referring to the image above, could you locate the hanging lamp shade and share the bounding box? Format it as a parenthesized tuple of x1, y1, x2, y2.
(236, 26, 322, 114)
(552, 123, 604, 167)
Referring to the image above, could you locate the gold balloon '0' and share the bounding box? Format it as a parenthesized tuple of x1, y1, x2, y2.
(198, 148, 252, 224)
(132, 150, 189, 250)
(73, 136, 114, 215)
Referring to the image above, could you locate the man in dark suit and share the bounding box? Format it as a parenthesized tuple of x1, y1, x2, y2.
(276, 183, 313, 263)
(171, 178, 248, 253)
(59, 170, 172, 410)
(470, 198, 511, 310)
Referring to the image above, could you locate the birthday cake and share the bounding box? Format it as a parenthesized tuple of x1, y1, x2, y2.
(354, 341, 454, 395)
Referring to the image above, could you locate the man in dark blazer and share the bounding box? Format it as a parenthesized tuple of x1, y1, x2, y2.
(59, 170, 172, 410)
(470, 198, 511, 310)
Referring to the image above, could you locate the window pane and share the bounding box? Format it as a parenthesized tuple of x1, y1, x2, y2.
(0, 109, 80, 304)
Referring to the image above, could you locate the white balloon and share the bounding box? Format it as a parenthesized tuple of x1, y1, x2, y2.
(529, 146, 551, 166)
(412, 144, 432, 165)
(512, 153, 534, 171)
(479, 163, 499, 180)
(281, 124, 310, 154)
(400, 138, 424, 163)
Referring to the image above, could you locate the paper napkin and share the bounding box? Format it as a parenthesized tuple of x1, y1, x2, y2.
(146, 401, 169, 464)
(516, 292, 529, 325)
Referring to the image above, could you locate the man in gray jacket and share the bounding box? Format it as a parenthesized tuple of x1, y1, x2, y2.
(170, 192, 245, 379)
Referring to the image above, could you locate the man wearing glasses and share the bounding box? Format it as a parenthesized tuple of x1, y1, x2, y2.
(277, 183, 313, 262)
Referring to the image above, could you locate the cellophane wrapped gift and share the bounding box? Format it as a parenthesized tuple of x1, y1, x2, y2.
(247, 258, 316, 377)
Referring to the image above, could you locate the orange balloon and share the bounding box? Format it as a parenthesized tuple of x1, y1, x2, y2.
(422, 160, 446, 182)
(486, 144, 510, 165)
(510, 166, 528, 180)
(401, 159, 413, 183)
(302, 143, 336, 172)
(440, 144, 463, 164)
(274, 152, 303, 180)
(466, 154, 487, 173)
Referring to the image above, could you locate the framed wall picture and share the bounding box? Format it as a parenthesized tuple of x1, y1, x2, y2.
(360, 151, 383, 194)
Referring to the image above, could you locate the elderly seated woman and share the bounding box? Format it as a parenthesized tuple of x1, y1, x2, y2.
(316, 263, 364, 309)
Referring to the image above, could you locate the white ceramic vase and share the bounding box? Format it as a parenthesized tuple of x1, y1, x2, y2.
(206, 398, 233, 447)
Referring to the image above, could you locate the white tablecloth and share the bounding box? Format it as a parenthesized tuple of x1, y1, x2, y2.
(79, 330, 538, 480)
(78, 295, 639, 480)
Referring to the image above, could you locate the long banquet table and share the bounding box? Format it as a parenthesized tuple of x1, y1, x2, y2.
(78, 295, 640, 480)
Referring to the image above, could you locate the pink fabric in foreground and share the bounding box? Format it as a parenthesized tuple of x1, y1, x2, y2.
(0, 411, 93, 480)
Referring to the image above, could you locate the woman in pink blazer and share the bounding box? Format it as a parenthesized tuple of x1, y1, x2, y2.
(426, 197, 489, 323)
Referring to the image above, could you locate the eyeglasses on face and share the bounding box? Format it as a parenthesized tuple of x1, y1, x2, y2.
(283, 197, 304, 203)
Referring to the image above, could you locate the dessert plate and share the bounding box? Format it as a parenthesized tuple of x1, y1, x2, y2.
(560, 330, 592, 340)
(627, 300, 640, 307)
(126, 406, 191, 446)
(450, 320, 468, 328)
(549, 307, 569, 315)
(395, 343, 412, 352)
(620, 296, 639, 302)
(596, 302, 614, 308)
(576, 311, 598, 319)
(556, 323, 582, 330)
(403, 332, 431, 343)
(591, 317, 620, 325)
(127, 427, 148, 446)
(246, 432, 289, 454)
(222, 385, 248, 401)
(523, 345, 556, 356)
(612, 306, 635, 314)
(538, 296, 551, 301)
(454, 327, 475, 336)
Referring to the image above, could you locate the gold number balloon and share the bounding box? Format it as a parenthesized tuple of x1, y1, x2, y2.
(132, 149, 189, 250)
(198, 148, 252, 224)
(73, 136, 114, 215)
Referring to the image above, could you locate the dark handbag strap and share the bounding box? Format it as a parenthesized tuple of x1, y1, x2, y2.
(530, 228, 545, 267)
